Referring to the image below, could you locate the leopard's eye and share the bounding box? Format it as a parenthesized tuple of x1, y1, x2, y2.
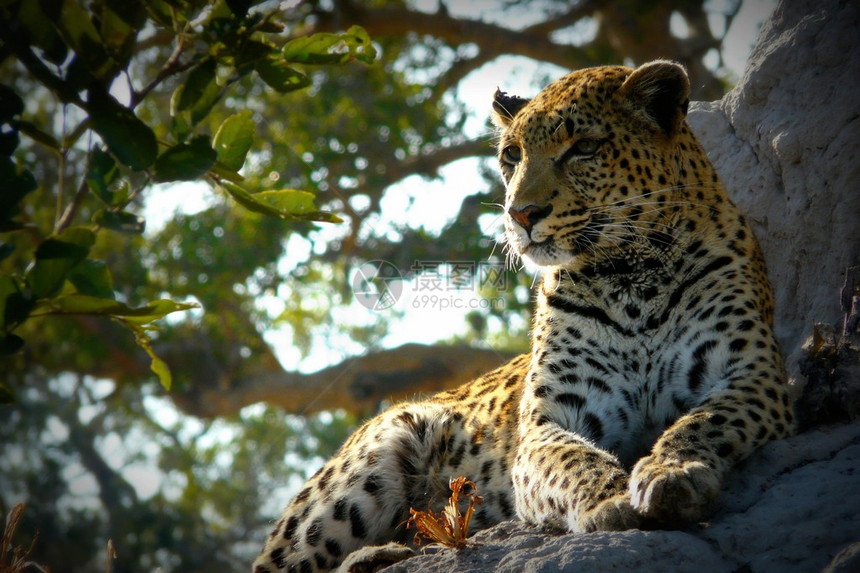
(558, 138, 602, 164)
(571, 138, 601, 156)
(500, 145, 522, 166)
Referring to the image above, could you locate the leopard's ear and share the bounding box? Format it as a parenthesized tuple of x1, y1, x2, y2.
(618, 60, 690, 136)
(492, 88, 530, 128)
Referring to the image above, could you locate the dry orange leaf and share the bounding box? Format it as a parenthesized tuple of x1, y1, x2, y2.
(1, 504, 50, 573)
(406, 476, 483, 549)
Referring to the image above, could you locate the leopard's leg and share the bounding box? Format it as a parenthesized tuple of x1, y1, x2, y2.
(513, 430, 640, 533)
(252, 404, 451, 573)
(512, 378, 640, 533)
(629, 327, 795, 523)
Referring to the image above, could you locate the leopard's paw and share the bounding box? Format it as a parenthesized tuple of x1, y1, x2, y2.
(574, 493, 641, 533)
(628, 455, 720, 523)
(336, 542, 416, 573)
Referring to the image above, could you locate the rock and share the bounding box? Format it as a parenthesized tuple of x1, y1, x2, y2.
(386, 527, 733, 573)
(687, 0, 860, 384)
(825, 542, 860, 573)
(700, 424, 860, 572)
(380, 1, 860, 571)
(385, 423, 860, 573)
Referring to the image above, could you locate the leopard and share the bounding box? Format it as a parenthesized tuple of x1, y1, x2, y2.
(252, 60, 794, 573)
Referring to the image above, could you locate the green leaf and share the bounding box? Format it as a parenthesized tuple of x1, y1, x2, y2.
(28, 227, 96, 299)
(152, 136, 217, 182)
(232, 39, 273, 73)
(47, 0, 118, 79)
(225, 0, 252, 16)
(143, 0, 173, 27)
(99, 0, 145, 68)
(0, 274, 26, 327)
(34, 294, 196, 325)
(16, 0, 66, 64)
(254, 56, 310, 93)
(169, 107, 191, 142)
(172, 59, 222, 126)
(209, 161, 244, 184)
(0, 243, 14, 262)
(3, 291, 34, 328)
(34, 228, 94, 258)
(0, 333, 24, 356)
(0, 130, 19, 157)
(93, 209, 146, 234)
(64, 53, 96, 94)
(119, 320, 173, 390)
(220, 183, 342, 223)
(122, 298, 198, 325)
(221, 182, 285, 216)
(0, 157, 37, 225)
(31, 294, 197, 391)
(110, 179, 130, 205)
(0, 379, 15, 402)
(174, 59, 216, 111)
(88, 88, 157, 169)
(213, 111, 255, 171)
(282, 25, 376, 65)
(0, 84, 24, 122)
(69, 259, 115, 299)
(86, 148, 119, 204)
(346, 26, 376, 64)
(316, 211, 346, 224)
(255, 190, 317, 216)
(139, 330, 172, 390)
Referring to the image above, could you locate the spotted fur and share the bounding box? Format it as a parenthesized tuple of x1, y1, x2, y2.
(252, 61, 793, 572)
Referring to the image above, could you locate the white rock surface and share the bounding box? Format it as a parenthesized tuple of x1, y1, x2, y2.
(381, 0, 860, 571)
(687, 0, 860, 382)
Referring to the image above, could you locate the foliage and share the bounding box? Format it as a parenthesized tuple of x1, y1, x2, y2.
(0, 372, 357, 571)
(0, 0, 374, 394)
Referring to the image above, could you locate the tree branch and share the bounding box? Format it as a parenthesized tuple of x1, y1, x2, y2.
(63, 314, 517, 418)
(0, 21, 85, 107)
(325, 137, 496, 259)
(431, 51, 497, 102)
(522, 0, 603, 36)
(302, 1, 725, 100)
(385, 138, 495, 181)
(307, 5, 599, 73)
(168, 342, 518, 418)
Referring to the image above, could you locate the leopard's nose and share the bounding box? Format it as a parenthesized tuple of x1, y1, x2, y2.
(508, 204, 553, 233)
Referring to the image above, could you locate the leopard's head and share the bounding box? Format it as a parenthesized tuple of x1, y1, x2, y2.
(492, 60, 695, 269)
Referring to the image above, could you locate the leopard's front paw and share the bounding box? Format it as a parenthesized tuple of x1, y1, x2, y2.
(628, 455, 720, 523)
(574, 493, 641, 533)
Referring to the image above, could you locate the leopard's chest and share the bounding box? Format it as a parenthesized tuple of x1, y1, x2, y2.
(529, 268, 729, 466)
